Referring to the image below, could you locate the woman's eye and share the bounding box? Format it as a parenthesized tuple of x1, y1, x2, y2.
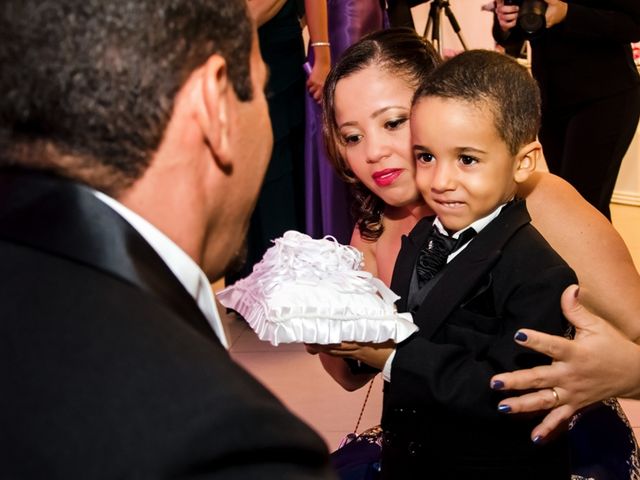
(385, 117, 408, 130)
(416, 152, 434, 164)
(459, 155, 478, 166)
(342, 134, 362, 145)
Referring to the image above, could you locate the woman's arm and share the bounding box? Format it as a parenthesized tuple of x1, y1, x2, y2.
(507, 173, 640, 439)
(304, 227, 380, 392)
(350, 227, 379, 278)
(305, 345, 376, 391)
(520, 171, 640, 342)
(247, 0, 288, 26)
(304, 0, 331, 103)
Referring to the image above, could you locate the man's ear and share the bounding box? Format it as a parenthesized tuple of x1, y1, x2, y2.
(194, 54, 233, 170)
(514, 140, 541, 184)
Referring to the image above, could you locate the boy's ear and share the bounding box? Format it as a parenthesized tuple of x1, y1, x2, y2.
(194, 54, 233, 170)
(513, 140, 541, 184)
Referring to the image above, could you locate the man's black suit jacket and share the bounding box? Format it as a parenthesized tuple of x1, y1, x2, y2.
(382, 200, 576, 479)
(0, 169, 334, 479)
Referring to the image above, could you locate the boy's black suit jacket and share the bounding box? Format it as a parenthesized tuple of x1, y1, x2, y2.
(0, 169, 334, 479)
(382, 200, 576, 479)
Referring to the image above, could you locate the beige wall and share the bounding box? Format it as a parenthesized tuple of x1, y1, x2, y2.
(613, 121, 640, 206)
(410, 1, 496, 52)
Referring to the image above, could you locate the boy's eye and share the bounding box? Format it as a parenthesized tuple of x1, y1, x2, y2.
(342, 134, 362, 145)
(384, 117, 408, 130)
(459, 155, 478, 166)
(416, 152, 434, 164)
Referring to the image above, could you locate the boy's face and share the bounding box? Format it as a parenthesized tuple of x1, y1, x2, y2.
(411, 96, 531, 232)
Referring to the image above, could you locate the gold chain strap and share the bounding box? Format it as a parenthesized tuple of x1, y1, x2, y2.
(353, 376, 375, 434)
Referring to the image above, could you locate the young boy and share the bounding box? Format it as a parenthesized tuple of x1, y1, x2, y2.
(381, 51, 576, 478)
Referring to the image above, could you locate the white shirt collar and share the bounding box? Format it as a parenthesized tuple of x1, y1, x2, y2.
(93, 191, 228, 349)
(433, 201, 510, 262)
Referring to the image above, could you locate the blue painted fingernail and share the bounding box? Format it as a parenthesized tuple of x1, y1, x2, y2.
(514, 331, 528, 342)
(497, 404, 511, 413)
(491, 380, 504, 390)
(532, 435, 543, 444)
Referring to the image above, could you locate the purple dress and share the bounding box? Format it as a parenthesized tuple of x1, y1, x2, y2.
(304, 0, 386, 245)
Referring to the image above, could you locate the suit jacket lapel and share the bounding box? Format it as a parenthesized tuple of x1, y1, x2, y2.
(0, 169, 221, 345)
(418, 247, 500, 338)
(390, 216, 435, 312)
(410, 200, 531, 339)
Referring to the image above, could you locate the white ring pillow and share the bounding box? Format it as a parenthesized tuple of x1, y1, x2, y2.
(217, 231, 418, 346)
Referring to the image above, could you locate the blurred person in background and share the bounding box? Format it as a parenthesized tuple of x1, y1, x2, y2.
(494, 0, 640, 220)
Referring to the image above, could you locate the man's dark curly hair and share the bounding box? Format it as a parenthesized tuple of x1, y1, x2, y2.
(322, 28, 441, 241)
(0, 0, 253, 194)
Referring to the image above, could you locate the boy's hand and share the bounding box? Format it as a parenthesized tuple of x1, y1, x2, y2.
(305, 341, 395, 370)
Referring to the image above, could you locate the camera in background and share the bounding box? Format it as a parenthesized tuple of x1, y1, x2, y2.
(504, 0, 547, 34)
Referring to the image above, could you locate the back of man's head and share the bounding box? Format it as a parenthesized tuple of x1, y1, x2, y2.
(0, 0, 253, 195)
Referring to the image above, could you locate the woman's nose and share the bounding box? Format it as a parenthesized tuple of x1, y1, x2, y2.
(364, 136, 391, 163)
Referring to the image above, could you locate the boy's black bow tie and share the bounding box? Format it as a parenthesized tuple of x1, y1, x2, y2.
(416, 227, 476, 287)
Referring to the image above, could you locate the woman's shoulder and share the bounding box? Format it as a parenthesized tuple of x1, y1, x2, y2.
(350, 217, 406, 285)
(407, 215, 435, 238)
(350, 226, 379, 277)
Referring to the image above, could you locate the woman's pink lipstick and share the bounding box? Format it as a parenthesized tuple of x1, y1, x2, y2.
(372, 168, 403, 187)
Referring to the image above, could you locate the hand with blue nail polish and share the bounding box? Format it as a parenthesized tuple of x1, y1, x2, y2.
(514, 331, 528, 342)
(490, 285, 640, 441)
(513, 331, 527, 342)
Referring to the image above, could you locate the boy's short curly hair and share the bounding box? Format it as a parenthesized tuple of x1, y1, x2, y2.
(413, 50, 541, 156)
